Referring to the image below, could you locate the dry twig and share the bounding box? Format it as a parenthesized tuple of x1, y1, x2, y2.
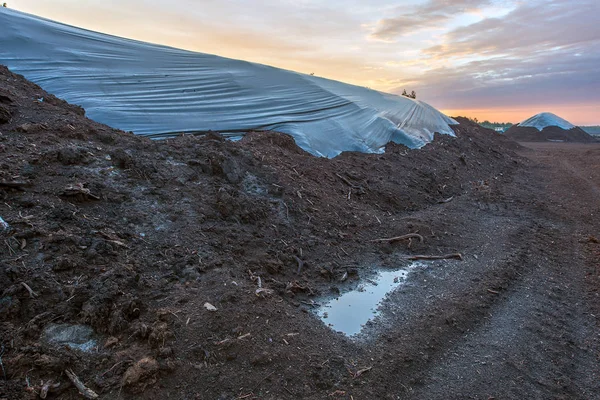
(293, 255, 304, 275)
(101, 360, 132, 377)
(248, 270, 274, 297)
(64, 369, 98, 399)
(370, 233, 424, 244)
(353, 366, 373, 379)
(20, 282, 38, 298)
(408, 253, 463, 261)
(438, 196, 455, 204)
(340, 271, 348, 282)
(62, 183, 100, 200)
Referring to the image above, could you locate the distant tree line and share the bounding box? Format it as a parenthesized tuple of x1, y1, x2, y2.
(464, 117, 513, 131)
(479, 120, 513, 130)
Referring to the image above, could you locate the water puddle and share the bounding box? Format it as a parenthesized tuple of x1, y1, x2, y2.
(316, 263, 421, 337)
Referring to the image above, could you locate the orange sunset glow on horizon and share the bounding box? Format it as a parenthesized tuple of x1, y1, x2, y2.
(6, 0, 600, 125)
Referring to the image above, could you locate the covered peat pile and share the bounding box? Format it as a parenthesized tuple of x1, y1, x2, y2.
(0, 65, 524, 399)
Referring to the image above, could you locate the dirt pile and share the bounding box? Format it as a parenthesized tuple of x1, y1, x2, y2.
(505, 124, 596, 143)
(1, 65, 599, 399)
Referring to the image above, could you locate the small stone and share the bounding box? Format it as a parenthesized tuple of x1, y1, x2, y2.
(203, 302, 217, 312)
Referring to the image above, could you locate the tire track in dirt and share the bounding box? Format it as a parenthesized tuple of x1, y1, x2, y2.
(356, 203, 543, 397)
(559, 159, 600, 197)
(399, 143, 600, 399)
(404, 225, 599, 399)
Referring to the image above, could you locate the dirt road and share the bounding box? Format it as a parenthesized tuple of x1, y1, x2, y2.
(397, 142, 600, 399)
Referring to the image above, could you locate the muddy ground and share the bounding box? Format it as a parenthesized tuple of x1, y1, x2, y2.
(0, 65, 599, 399)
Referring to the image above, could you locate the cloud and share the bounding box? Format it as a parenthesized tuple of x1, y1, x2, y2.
(410, 46, 600, 108)
(401, 0, 600, 115)
(423, 0, 600, 58)
(369, 0, 495, 41)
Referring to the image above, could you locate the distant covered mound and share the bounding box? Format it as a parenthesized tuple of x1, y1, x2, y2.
(505, 112, 595, 143)
(0, 8, 457, 158)
(519, 112, 574, 131)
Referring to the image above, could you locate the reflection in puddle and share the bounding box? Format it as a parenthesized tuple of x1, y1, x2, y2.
(316, 263, 421, 336)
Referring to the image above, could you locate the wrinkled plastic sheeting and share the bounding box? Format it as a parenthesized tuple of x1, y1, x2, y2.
(0, 8, 457, 158)
(43, 324, 97, 352)
(519, 112, 575, 132)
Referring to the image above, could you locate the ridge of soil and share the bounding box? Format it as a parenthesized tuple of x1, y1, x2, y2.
(505, 124, 596, 143)
(1, 65, 599, 399)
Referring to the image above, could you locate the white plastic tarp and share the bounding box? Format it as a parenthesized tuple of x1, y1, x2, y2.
(519, 112, 575, 131)
(0, 8, 457, 157)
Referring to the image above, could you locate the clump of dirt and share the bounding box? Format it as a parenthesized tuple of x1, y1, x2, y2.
(1, 65, 599, 400)
(122, 357, 160, 392)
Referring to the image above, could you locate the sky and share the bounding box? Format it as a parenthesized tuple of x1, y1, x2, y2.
(9, 0, 600, 125)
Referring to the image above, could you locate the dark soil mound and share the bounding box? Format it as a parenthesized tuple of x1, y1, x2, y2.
(505, 124, 596, 143)
(1, 65, 599, 400)
(453, 116, 525, 151)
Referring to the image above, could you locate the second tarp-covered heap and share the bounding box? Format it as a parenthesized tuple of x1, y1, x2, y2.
(505, 112, 594, 143)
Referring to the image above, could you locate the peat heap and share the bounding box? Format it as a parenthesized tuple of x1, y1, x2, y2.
(505, 112, 595, 143)
(0, 65, 525, 399)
